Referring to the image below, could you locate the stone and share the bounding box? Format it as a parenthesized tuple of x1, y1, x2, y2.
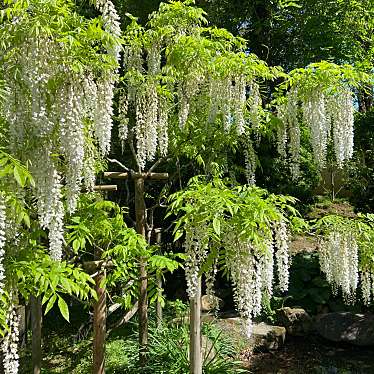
(252, 322, 286, 350)
(276, 307, 313, 336)
(315, 312, 374, 346)
(201, 295, 223, 312)
(216, 317, 286, 352)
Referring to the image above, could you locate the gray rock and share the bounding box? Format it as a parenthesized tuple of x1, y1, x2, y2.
(216, 317, 286, 352)
(315, 312, 374, 346)
(276, 307, 313, 336)
(252, 322, 286, 350)
(201, 295, 223, 312)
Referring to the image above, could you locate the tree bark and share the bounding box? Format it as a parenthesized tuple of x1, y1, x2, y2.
(31, 295, 42, 374)
(156, 273, 163, 328)
(189, 277, 202, 374)
(135, 177, 148, 366)
(155, 229, 163, 328)
(93, 268, 106, 374)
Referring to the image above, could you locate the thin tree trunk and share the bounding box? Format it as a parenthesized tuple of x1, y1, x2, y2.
(135, 177, 148, 366)
(93, 268, 106, 374)
(31, 295, 42, 374)
(155, 229, 163, 328)
(156, 273, 163, 328)
(17, 305, 26, 348)
(189, 277, 202, 374)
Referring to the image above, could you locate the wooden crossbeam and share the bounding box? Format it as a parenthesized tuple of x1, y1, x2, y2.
(103, 171, 168, 180)
(93, 185, 118, 192)
(103, 172, 129, 179)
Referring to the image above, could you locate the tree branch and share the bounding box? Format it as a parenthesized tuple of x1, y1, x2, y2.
(129, 129, 142, 172)
(107, 158, 131, 172)
(147, 156, 171, 173)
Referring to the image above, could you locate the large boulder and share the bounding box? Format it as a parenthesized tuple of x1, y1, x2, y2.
(276, 307, 313, 336)
(252, 322, 286, 350)
(315, 312, 374, 346)
(201, 295, 223, 312)
(216, 317, 286, 352)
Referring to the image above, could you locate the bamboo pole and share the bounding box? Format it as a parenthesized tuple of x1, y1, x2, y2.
(189, 277, 202, 374)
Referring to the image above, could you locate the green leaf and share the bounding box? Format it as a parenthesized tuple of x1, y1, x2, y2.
(213, 217, 220, 236)
(174, 230, 183, 241)
(45, 294, 57, 315)
(13, 165, 25, 187)
(57, 296, 70, 322)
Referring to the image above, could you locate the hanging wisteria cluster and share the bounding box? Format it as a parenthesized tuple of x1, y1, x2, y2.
(277, 85, 354, 177)
(119, 71, 262, 170)
(317, 213, 374, 307)
(360, 270, 374, 306)
(220, 222, 290, 337)
(276, 87, 300, 178)
(0, 194, 5, 294)
(274, 220, 291, 291)
(243, 140, 257, 185)
(95, 0, 122, 61)
(319, 230, 359, 304)
(2, 303, 20, 374)
(171, 178, 296, 338)
(183, 224, 210, 298)
(1, 0, 121, 261)
(0, 191, 21, 372)
(182, 215, 291, 338)
(118, 4, 265, 171)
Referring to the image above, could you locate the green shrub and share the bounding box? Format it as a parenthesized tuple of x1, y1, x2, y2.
(70, 322, 243, 374)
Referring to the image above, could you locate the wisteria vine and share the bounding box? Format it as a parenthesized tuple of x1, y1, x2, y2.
(170, 181, 294, 338)
(118, 2, 268, 171)
(1, 0, 121, 260)
(317, 214, 374, 306)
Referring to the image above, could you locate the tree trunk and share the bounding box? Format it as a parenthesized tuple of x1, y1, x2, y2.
(17, 305, 26, 348)
(358, 88, 373, 113)
(189, 277, 202, 374)
(135, 177, 148, 366)
(31, 295, 42, 374)
(93, 268, 106, 374)
(156, 273, 163, 328)
(155, 229, 163, 328)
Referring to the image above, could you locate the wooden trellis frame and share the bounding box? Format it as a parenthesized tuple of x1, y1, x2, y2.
(103, 171, 168, 366)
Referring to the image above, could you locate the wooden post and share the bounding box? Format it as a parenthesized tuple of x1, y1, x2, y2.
(31, 295, 42, 374)
(89, 183, 116, 374)
(155, 229, 163, 328)
(93, 267, 106, 374)
(103, 170, 169, 366)
(189, 277, 202, 374)
(135, 177, 148, 365)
